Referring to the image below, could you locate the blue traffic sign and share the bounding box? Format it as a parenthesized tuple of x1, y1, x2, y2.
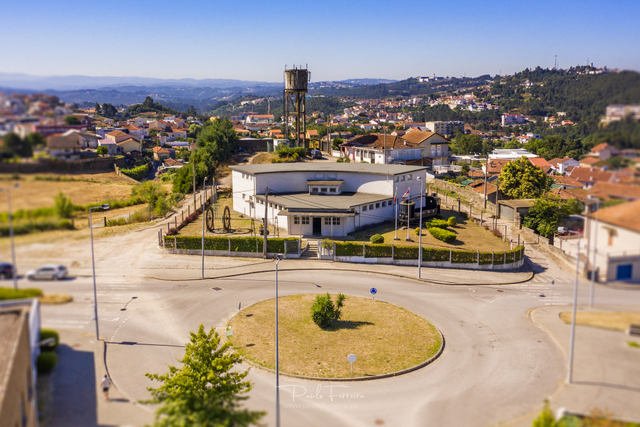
(370, 287, 377, 295)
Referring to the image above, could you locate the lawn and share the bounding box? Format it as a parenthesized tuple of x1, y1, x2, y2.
(559, 311, 640, 331)
(351, 208, 510, 252)
(227, 294, 442, 378)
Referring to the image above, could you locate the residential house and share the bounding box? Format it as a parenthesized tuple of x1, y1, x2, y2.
(152, 146, 171, 161)
(46, 133, 82, 159)
(117, 137, 142, 153)
(549, 157, 580, 174)
(579, 157, 604, 168)
(484, 159, 511, 176)
(306, 129, 319, 141)
(106, 130, 136, 144)
(529, 157, 552, 174)
(246, 114, 275, 124)
(400, 130, 450, 168)
(340, 134, 422, 164)
(589, 182, 640, 202)
(98, 139, 118, 156)
(552, 175, 584, 190)
(424, 121, 464, 136)
(123, 124, 147, 139)
(568, 167, 635, 189)
(489, 148, 537, 160)
(588, 142, 617, 160)
(501, 114, 525, 126)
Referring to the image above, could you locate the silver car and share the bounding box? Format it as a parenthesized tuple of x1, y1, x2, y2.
(26, 264, 68, 281)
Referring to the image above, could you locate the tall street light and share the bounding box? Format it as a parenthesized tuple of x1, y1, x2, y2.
(0, 184, 20, 290)
(587, 195, 599, 307)
(558, 226, 581, 383)
(417, 177, 423, 279)
(90, 204, 109, 340)
(202, 176, 208, 279)
(274, 254, 284, 427)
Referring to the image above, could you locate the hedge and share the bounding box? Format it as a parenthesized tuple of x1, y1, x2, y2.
(40, 329, 59, 352)
(335, 241, 364, 257)
(479, 251, 494, 265)
(0, 219, 74, 237)
(0, 287, 43, 300)
(451, 249, 477, 264)
(394, 245, 419, 260)
(428, 227, 457, 243)
(370, 234, 384, 244)
(120, 163, 149, 180)
(422, 247, 451, 262)
(426, 219, 448, 229)
(37, 352, 58, 374)
(169, 236, 299, 254)
(364, 244, 393, 258)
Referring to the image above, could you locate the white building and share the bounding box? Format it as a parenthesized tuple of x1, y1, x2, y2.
(501, 114, 525, 126)
(489, 148, 538, 160)
(425, 121, 464, 136)
(340, 134, 422, 164)
(231, 163, 427, 237)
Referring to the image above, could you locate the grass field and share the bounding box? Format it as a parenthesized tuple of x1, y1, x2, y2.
(351, 208, 510, 251)
(559, 311, 640, 331)
(228, 294, 441, 378)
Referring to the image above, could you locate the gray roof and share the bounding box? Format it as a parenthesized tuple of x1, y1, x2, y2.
(231, 163, 427, 176)
(255, 192, 392, 212)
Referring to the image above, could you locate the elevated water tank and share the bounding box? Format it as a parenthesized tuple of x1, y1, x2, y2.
(285, 69, 309, 91)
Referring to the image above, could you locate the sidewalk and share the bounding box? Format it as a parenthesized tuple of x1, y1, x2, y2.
(42, 329, 154, 427)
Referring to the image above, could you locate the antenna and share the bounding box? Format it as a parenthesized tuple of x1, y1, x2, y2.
(554, 55, 557, 69)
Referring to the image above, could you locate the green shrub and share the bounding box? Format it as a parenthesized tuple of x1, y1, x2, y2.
(0, 218, 74, 237)
(451, 249, 477, 263)
(54, 192, 74, 218)
(394, 245, 419, 260)
(37, 352, 58, 374)
(422, 247, 450, 262)
(40, 329, 59, 351)
(0, 287, 43, 300)
(370, 234, 384, 244)
(428, 227, 456, 243)
(426, 219, 448, 229)
(311, 293, 345, 328)
(479, 251, 494, 265)
(364, 244, 393, 258)
(335, 241, 364, 257)
(120, 163, 149, 180)
(170, 236, 298, 254)
(447, 216, 457, 227)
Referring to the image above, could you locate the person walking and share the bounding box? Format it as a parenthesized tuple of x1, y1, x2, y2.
(100, 374, 112, 400)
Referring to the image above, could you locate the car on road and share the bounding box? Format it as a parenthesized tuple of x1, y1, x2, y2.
(0, 262, 14, 279)
(311, 149, 323, 159)
(26, 264, 68, 281)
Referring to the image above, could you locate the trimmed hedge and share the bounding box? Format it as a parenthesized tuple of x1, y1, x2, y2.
(451, 249, 477, 264)
(394, 245, 419, 260)
(0, 287, 43, 300)
(37, 352, 58, 374)
(335, 241, 364, 257)
(422, 247, 451, 262)
(479, 251, 494, 265)
(447, 217, 457, 227)
(120, 163, 149, 180)
(364, 244, 393, 258)
(0, 219, 74, 237)
(426, 219, 448, 229)
(40, 329, 59, 351)
(428, 227, 456, 243)
(169, 236, 299, 254)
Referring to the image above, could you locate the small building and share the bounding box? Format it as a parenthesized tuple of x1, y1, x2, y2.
(46, 133, 82, 159)
(117, 137, 142, 153)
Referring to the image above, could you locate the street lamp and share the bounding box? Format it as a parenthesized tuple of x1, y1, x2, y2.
(587, 195, 599, 307)
(418, 177, 423, 279)
(202, 176, 207, 279)
(0, 184, 19, 290)
(90, 203, 109, 340)
(558, 226, 581, 383)
(274, 254, 283, 427)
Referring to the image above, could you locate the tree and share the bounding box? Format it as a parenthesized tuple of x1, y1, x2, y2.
(94, 102, 101, 115)
(197, 118, 238, 164)
(523, 196, 582, 237)
(499, 157, 553, 199)
(531, 400, 566, 427)
(54, 192, 74, 218)
(24, 132, 45, 149)
(186, 105, 198, 117)
(0, 132, 32, 158)
(145, 324, 264, 427)
(96, 146, 108, 156)
(311, 293, 346, 328)
(189, 123, 203, 138)
(64, 115, 81, 125)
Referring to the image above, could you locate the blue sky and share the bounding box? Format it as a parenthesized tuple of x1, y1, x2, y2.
(2, 0, 639, 82)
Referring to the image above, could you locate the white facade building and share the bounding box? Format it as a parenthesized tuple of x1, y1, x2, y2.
(231, 163, 427, 237)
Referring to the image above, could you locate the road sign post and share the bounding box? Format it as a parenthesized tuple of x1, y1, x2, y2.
(348, 353, 357, 375)
(370, 287, 377, 301)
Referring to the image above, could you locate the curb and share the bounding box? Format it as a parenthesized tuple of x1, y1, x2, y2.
(222, 303, 445, 382)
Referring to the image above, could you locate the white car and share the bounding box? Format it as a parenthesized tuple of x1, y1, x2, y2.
(26, 264, 68, 281)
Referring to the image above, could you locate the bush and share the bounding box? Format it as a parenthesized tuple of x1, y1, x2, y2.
(364, 244, 393, 258)
(370, 234, 384, 244)
(451, 249, 477, 263)
(0, 287, 43, 300)
(422, 247, 450, 262)
(37, 352, 58, 374)
(40, 329, 59, 351)
(447, 216, 457, 227)
(426, 219, 448, 229)
(428, 227, 456, 243)
(54, 192, 74, 218)
(311, 293, 345, 328)
(394, 245, 419, 260)
(120, 163, 149, 180)
(334, 241, 364, 257)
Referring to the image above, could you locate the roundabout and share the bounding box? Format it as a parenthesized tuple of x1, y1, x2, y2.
(227, 294, 442, 379)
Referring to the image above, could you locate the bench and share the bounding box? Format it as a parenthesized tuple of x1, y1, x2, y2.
(628, 324, 640, 337)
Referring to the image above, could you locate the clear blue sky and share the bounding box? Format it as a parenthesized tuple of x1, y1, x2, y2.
(2, 0, 639, 82)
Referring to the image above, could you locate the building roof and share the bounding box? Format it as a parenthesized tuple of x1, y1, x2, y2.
(590, 142, 614, 152)
(231, 163, 427, 177)
(487, 159, 510, 174)
(553, 175, 584, 188)
(255, 192, 391, 212)
(343, 133, 420, 149)
(529, 157, 551, 167)
(579, 157, 601, 166)
(499, 199, 536, 209)
(401, 130, 447, 145)
(116, 137, 141, 146)
(591, 199, 640, 233)
(589, 182, 640, 201)
(153, 146, 171, 154)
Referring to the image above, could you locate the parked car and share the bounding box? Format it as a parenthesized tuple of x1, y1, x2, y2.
(0, 262, 14, 279)
(311, 149, 323, 159)
(26, 264, 68, 281)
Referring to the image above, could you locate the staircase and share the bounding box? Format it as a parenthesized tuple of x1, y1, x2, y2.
(299, 240, 319, 260)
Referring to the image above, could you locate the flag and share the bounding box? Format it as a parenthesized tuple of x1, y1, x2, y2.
(401, 189, 410, 199)
(393, 189, 397, 204)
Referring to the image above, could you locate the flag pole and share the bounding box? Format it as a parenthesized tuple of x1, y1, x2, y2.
(394, 185, 399, 240)
(406, 186, 411, 241)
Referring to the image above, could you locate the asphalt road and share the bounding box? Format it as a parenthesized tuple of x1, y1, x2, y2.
(33, 260, 640, 427)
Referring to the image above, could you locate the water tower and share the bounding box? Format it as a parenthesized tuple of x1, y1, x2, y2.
(283, 66, 309, 148)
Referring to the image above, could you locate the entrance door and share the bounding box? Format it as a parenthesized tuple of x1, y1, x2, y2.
(313, 217, 322, 235)
(616, 264, 632, 281)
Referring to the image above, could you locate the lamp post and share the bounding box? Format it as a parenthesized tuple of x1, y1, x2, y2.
(90, 204, 109, 340)
(202, 176, 208, 279)
(418, 177, 423, 279)
(558, 226, 581, 383)
(0, 184, 19, 290)
(274, 254, 283, 427)
(587, 195, 599, 307)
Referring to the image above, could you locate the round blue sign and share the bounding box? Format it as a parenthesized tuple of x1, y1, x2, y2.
(370, 287, 377, 295)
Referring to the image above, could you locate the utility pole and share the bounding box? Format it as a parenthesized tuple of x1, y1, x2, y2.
(192, 154, 196, 209)
(263, 187, 269, 258)
(483, 153, 488, 210)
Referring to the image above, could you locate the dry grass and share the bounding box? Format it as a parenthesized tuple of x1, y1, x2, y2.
(0, 172, 135, 213)
(250, 153, 277, 164)
(351, 208, 510, 251)
(228, 294, 441, 378)
(559, 311, 640, 331)
(39, 293, 73, 304)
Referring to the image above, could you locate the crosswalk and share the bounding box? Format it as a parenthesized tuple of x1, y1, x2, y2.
(514, 274, 574, 305)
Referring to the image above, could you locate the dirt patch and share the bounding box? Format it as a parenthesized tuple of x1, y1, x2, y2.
(228, 294, 441, 378)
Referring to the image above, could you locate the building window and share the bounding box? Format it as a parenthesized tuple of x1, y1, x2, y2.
(362, 205, 368, 211)
(242, 193, 246, 199)
(329, 188, 337, 193)
(302, 216, 310, 225)
(369, 204, 374, 210)
(294, 216, 300, 224)
(324, 217, 331, 225)
(321, 188, 327, 192)
(394, 176, 399, 182)
(401, 175, 405, 181)
(382, 201, 386, 207)
(376, 202, 380, 209)
(312, 187, 319, 192)
(332, 218, 340, 225)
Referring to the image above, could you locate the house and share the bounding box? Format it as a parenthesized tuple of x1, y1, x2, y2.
(246, 114, 275, 124)
(98, 139, 118, 156)
(589, 182, 640, 202)
(117, 137, 142, 153)
(552, 175, 584, 190)
(231, 163, 428, 237)
(549, 156, 580, 174)
(47, 133, 82, 159)
(588, 143, 617, 160)
(306, 129, 319, 140)
(579, 157, 603, 168)
(152, 146, 171, 161)
(424, 121, 464, 136)
(401, 130, 450, 167)
(501, 114, 525, 126)
(484, 159, 511, 176)
(585, 199, 640, 282)
(358, 123, 377, 131)
(489, 148, 537, 160)
(340, 134, 423, 164)
(106, 130, 134, 144)
(529, 157, 552, 174)
(123, 124, 147, 139)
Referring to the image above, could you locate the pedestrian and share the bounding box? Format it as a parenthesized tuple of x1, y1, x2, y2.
(100, 374, 112, 400)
